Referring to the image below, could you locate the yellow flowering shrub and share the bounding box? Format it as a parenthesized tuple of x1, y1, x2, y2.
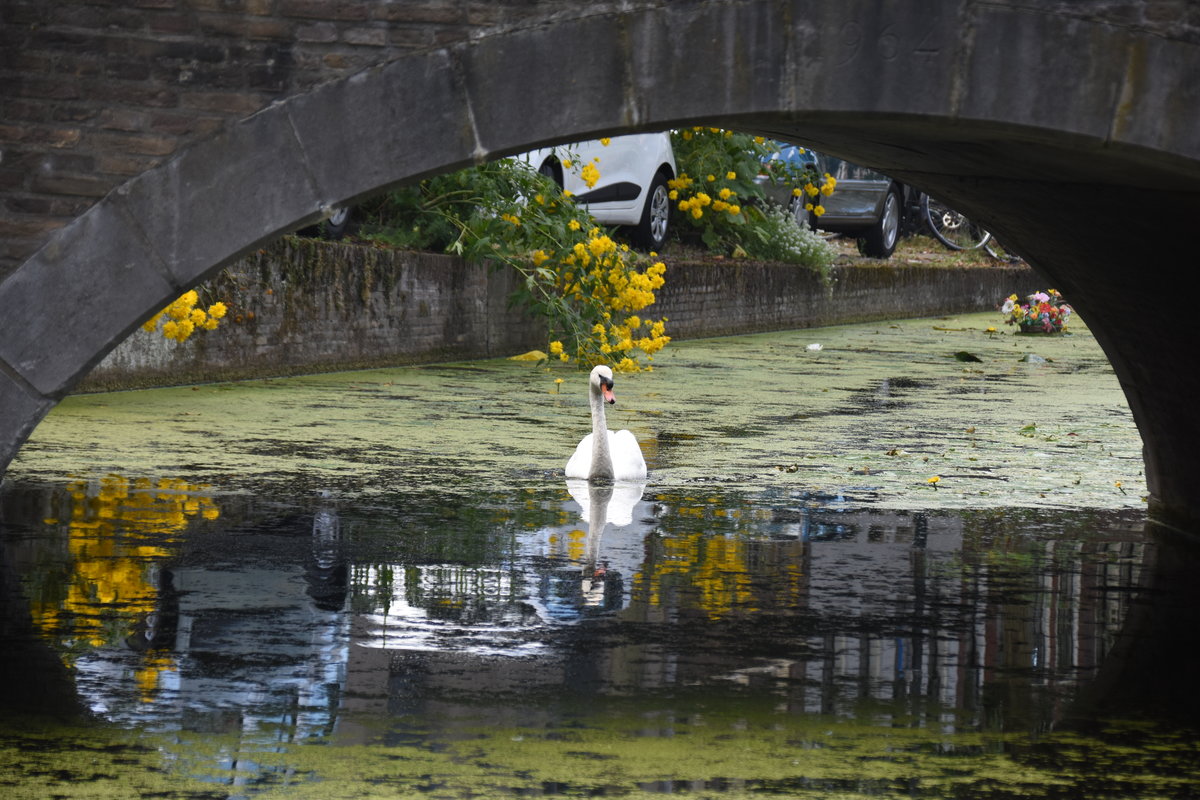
(353, 152, 670, 371)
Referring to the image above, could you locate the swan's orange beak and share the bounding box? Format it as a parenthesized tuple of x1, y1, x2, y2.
(602, 384, 616, 404)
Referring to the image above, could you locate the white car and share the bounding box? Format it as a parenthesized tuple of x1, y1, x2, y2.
(520, 133, 676, 251)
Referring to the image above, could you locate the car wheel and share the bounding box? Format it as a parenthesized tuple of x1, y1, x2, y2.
(630, 171, 671, 251)
(857, 185, 901, 258)
(325, 206, 353, 240)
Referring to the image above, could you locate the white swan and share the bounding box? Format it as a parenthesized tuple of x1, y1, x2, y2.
(565, 365, 647, 482)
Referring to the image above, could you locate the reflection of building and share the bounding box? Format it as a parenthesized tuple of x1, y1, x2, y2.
(342, 501, 1147, 739)
(4, 475, 1151, 765)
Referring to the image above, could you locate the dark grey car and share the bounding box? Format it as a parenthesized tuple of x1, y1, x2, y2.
(757, 144, 914, 259)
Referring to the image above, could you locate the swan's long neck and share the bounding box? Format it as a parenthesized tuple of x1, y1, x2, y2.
(589, 383, 614, 481)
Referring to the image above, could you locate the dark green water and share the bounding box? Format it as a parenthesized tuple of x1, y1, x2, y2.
(2, 314, 1198, 798)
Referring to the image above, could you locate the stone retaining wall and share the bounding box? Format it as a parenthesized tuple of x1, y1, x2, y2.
(78, 239, 1032, 392)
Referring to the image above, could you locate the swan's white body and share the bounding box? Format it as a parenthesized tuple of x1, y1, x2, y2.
(565, 365, 647, 482)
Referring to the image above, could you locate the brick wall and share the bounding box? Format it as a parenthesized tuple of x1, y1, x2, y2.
(0, 0, 632, 274)
(78, 239, 1032, 391)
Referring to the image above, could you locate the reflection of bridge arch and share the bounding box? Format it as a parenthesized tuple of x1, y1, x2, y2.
(2, 2, 1199, 524)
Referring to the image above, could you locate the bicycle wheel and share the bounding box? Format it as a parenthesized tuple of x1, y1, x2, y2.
(921, 195, 991, 250)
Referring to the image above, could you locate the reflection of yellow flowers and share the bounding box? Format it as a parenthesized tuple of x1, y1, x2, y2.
(28, 474, 222, 694)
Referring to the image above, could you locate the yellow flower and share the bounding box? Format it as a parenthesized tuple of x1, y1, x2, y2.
(531, 249, 550, 266)
(718, 187, 733, 200)
(725, 171, 736, 180)
(207, 302, 227, 319)
(754, 136, 765, 144)
(559, 352, 570, 362)
(560, 158, 572, 168)
(927, 476, 941, 485)
(568, 219, 581, 231)
(690, 206, 703, 219)
(706, 174, 716, 182)
(549, 340, 563, 355)
(189, 308, 207, 326)
(600, 137, 611, 146)
(813, 205, 825, 216)
(580, 162, 600, 189)
(588, 235, 616, 258)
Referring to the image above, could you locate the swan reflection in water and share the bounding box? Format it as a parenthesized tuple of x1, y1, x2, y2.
(563, 478, 646, 607)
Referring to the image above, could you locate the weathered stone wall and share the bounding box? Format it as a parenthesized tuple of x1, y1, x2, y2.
(78, 239, 1031, 392)
(653, 260, 1033, 340)
(77, 239, 545, 391)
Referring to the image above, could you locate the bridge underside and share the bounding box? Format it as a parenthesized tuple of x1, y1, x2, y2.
(1, 1, 1198, 528)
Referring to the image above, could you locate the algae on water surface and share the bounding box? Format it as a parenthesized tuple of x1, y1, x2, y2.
(11, 312, 1144, 512)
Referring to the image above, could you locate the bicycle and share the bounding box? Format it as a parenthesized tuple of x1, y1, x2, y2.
(919, 194, 992, 250)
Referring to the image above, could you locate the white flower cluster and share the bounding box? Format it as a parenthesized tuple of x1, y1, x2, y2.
(747, 204, 835, 275)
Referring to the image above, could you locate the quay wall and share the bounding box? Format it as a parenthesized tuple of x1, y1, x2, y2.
(78, 239, 1032, 392)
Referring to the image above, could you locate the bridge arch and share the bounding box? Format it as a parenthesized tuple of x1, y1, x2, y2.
(2, 1, 1199, 526)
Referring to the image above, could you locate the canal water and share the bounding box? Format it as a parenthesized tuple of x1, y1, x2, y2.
(2, 312, 1198, 798)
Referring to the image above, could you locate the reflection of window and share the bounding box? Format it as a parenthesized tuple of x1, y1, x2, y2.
(828, 158, 878, 181)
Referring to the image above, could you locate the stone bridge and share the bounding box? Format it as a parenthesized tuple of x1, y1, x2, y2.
(2, 1, 1199, 528)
